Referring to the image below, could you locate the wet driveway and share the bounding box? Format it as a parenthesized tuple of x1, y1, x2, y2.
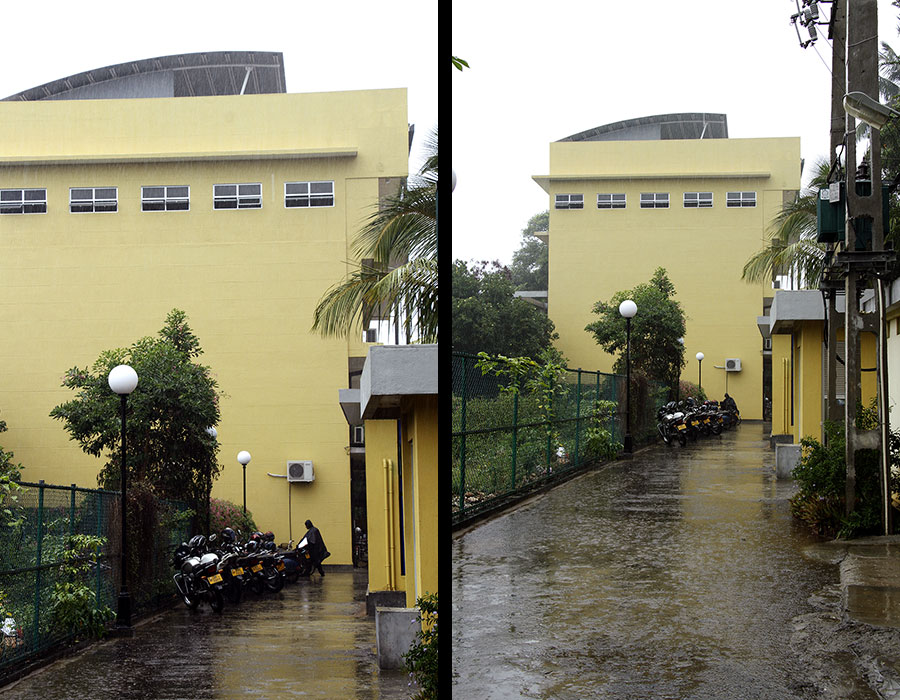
(452, 423, 838, 699)
(2, 569, 409, 699)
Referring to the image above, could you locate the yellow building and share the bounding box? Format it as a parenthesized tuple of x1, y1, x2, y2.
(768, 290, 877, 444)
(0, 52, 411, 565)
(532, 114, 800, 420)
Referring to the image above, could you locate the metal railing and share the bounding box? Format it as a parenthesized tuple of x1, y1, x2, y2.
(0, 480, 191, 681)
(452, 352, 665, 527)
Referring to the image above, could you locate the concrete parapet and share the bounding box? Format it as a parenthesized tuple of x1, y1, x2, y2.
(375, 606, 418, 669)
(775, 443, 801, 479)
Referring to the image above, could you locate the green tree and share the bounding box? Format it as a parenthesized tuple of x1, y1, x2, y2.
(741, 157, 830, 289)
(312, 128, 437, 343)
(452, 260, 558, 358)
(585, 268, 686, 389)
(50, 309, 221, 525)
(509, 210, 549, 291)
(0, 414, 24, 529)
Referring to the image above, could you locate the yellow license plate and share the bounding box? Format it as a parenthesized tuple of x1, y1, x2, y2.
(276, 562, 285, 571)
(251, 564, 263, 573)
(208, 573, 223, 585)
(304, 553, 310, 559)
(231, 567, 244, 577)
(676, 424, 686, 430)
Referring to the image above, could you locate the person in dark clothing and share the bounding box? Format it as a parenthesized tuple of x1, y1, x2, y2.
(722, 393, 738, 412)
(304, 519, 329, 576)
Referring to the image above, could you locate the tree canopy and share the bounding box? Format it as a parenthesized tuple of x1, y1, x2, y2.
(311, 128, 437, 343)
(585, 268, 686, 388)
(50, 309, 221, 520)
(509, 210, 549, 292)
(452, 259, 558, 359)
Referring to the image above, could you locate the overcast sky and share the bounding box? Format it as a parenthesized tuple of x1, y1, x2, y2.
(452, 0, 900, 266)
(0, 0, 437, 173)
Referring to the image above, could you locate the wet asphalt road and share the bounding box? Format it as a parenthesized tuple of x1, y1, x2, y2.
(1, 569, 409, 700)
(452, 423, 839, 699)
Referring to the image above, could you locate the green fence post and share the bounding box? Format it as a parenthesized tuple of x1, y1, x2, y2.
(458, 355, 467, 513)
(96, 492, 103, 609)
(511, 389, 518, 490)
(69, 484, 76, 539)
(33, 480, 45, 650)
(575, 369, 582, 466)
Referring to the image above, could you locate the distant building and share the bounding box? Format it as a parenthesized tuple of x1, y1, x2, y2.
(0, 52, 410, 565)
(533, 113, 801, 419)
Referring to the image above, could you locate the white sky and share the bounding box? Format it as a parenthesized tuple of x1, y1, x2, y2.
(452, 0, 900, 266)
(0, 0, 437, 173)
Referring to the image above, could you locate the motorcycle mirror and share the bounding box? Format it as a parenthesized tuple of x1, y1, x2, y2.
(209, 533, 217, 542)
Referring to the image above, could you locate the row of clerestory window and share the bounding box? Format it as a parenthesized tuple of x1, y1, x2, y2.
(0, 181, 335, 215)
(555, 191, 757, 210)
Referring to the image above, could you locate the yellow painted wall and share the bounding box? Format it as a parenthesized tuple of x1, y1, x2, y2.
(771, 323, 879, 443)
(888, 309, 900, 419)
(538, 137, 800, 420)
(363, 419, 405, 594)
(0, 89, 409, 564)
(406, 396, 438, 607)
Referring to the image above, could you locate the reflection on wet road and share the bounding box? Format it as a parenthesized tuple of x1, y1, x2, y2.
(3, 569, 408, 700)
(452, 423, 837, 699)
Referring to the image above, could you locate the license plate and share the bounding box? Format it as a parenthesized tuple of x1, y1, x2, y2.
(676, 424, 686, 431)
(276, 562, 285, 571)
(304, 553, 310, 559)
(231, 567, 244, 577)
(208, 573, 223, 585)
(251, 564, 263, 573)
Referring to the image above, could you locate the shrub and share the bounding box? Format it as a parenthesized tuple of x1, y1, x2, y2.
(404, 592, 438, 699)
(48, 534, 113, 641)
(209, 497, 257, 536)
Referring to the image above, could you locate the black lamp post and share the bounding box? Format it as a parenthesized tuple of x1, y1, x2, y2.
(108, 364, 138, 633)
(696, 352, 705, 392)
(619, 299, 637, 454)
(237, 450, 251, 513)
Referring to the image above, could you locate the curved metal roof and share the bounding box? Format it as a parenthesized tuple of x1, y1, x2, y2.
(559, 113, 728, 142)
(3, 51, 286, 101)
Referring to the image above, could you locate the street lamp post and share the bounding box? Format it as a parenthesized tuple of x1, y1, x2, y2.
(619, 299, 637, 455)
(696, 352, 705, 392)
(205, 427, 217, 535)
(237, 450, 251, 513)
(108, 364, 138, 633)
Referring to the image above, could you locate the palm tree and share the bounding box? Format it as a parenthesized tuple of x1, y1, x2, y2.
(741, 158, 830, 289)
(311, 128, 438, 343)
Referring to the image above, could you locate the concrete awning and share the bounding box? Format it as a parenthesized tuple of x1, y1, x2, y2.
(360, 345, 437, 420)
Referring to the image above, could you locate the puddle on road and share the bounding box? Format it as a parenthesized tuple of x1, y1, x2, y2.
(453, 424, 838, 699)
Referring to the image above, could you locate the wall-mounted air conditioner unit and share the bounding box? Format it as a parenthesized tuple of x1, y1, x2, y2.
(287, 460, 314, 482)
(725, 358, 742, 372)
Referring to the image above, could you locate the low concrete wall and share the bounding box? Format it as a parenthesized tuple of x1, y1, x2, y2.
(775, 443, 801, 479)
(375, 606, 418, 669)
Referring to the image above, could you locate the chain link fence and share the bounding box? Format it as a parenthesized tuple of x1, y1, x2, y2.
(452, 352, 666, 527)
(0, 480, 191, 681)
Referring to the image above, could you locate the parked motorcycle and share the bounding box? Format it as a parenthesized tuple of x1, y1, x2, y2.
(656, 402, 687, 447)
(172, 535, 225, 613)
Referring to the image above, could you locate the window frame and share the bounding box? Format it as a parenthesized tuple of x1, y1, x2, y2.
(726, 191, 757, 208)
(141, 185, 190, 212)
(597, 193, 626, 209)
(284, 180, 335, 208)
(640, 192, 669, 209)
(213, 183, 262, 210)
(555, 194, 584, 210)
(0, 188, 47, 215)
(683, 191, 713, 208)
(70, 187, 118, 214)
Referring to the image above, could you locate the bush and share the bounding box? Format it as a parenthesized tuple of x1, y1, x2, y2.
(209, 497, 257, 536)
(404, 592, 438, 699)
(790, 417, 900, 538)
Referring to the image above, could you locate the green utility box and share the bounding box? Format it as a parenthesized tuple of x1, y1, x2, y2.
(816, 181, 890, 250)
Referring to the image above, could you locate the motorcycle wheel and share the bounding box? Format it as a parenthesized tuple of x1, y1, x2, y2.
(249, 575, 265, 595)
(209, 587, 225, 613)
(712, 422, 722, 435)
(284, 568, 299, 584)
(297, 559, 313, 577)
(228, 580, 243, 605)
(677, 431, 687, 447)
(264, 567, 284, 593)
(182, 592, 200, 609)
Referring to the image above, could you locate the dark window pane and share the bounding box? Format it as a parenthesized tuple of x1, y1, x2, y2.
(71, 203, 93, 213)
(167, 187, 189, 198)
(95, 202, 117, 212)
(95, 188, 116, 200)
(143, 187, 164, 199)
(0, 205, 23, 214)
(310, 181, 332, 194)
(239, 184, 261, 195)
(214, 199, 237, 209)
(142, 201, 165, 211)
(166, 200, 189, 211)
(24, 203, 47, 214)
(1, 190, 21, 202)
(311, 197, 333, 207)
(71, 189, 92, 200)
(215, 185, 237, 196)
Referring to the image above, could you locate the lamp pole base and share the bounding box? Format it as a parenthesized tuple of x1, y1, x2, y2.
(115, 588, 132, 634)
(623, 433, 633, 455)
